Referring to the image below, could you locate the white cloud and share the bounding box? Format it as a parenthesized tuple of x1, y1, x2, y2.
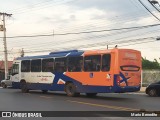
(0, 0, 160, 61)
(136, 16, 159, 25)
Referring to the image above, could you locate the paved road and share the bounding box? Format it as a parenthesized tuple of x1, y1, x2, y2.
(0, 87, 159, 119)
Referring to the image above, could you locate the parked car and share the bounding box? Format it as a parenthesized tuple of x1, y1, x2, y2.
(0, 76, 12, 88)
(145, 81, 160, 97)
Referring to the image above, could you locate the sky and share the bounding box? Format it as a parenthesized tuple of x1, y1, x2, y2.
(0, 0, 160, 61)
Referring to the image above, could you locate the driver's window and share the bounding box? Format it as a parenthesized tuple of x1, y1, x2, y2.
(12, 64, 19, 75)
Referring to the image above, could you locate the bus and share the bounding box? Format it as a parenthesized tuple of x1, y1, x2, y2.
(11, 48, 141, 97)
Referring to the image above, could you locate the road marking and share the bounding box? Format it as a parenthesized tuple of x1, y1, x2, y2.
(67, 100, 139, 111)
(40, 96, 54, 99)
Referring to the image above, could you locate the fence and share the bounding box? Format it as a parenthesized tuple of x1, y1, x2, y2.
(142, 70, 160, 87)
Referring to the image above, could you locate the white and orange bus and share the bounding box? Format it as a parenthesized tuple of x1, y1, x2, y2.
(11, 48, 141, 97)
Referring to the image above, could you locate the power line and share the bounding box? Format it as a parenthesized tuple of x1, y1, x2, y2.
(5, 25, 160, 52)
(2, 36, 157, 54)
(148, 0, 160, 12)
(6, 1, 155, 38)
(138, 0, 160, 21)
(1, 23, 160, 39)
(10, 0, 75, 15)
(8, 11, 150, 40)
(9, 28, 141, 48)
(8, 0, 54, 13)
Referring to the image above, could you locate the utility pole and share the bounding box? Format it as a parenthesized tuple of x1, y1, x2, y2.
(0, 12, 12, 79)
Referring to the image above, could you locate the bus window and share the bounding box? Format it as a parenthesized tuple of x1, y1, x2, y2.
(102, 54, 111, 71)
(84, 55, 101, 72)
(55, 57, 67, 72)
(31, 59, 41, 72)
(42, 58, 54, 72)
(68, 56, 83, 72)
(12, 64, 19, 75)
(21, 60, 30, 72)
(120, 65, 140, 71)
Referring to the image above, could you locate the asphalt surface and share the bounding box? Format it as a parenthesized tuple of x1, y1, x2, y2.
(0, 87, 160, 120)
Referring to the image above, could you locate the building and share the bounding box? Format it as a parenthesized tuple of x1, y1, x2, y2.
(0, 61, 13, 81)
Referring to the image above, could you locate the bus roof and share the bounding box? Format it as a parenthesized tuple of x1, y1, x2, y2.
(16, 50, 84, 60)
(16, 48, 140, 60)
(84, 48, 140, 55)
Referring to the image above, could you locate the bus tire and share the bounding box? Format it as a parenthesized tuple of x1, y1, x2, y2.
(20, 81, 29, 93)
(42, 90, 48, 93)
(65, 83, 80, 97)
(86, 93, 97, 97)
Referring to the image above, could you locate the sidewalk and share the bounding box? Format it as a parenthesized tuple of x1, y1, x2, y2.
(140, 87, 146, 92)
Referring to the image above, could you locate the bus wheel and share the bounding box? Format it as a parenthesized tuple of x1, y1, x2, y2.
(65, 83, 80, 97)
(42, 90, 48, 94)
(86, 93, 97, 97)
(20, 81, 29, 93)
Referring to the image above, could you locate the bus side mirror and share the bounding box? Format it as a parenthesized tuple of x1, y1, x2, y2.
(11, 73, 17, 76)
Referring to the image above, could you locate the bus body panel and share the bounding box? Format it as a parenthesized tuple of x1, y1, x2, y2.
(67, 50, 115, 87)
(21, 72, 55, 84)
(65, 51, 115, 87)
(11, 48, 141, 94)
(118, 49, 141, 87)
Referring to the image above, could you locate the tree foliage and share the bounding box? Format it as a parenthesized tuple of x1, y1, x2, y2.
(142, 57, 160, 70)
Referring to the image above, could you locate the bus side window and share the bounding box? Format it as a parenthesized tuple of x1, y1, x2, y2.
(42, 58, 54, 72)
(21, 60, 30, 72)
(102, 54, 111, 71)
(54, 57, 67, 72)
(68, 56, 83, 72)
(84, 55, 101, 72)
(31, 59, 41, 72)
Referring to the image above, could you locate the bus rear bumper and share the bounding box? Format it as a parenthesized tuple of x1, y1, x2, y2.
(114, 86, 141, 93)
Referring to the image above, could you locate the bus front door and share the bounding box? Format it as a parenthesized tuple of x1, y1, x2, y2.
(10, 64, 20, 87)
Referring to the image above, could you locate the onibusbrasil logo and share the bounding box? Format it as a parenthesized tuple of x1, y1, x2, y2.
(1, 112, 42, 117)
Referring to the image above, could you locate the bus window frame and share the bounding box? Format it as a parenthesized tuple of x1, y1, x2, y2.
(21, 60, 31, 72)
(54, 57, 67, 72)
(31, 59, 42, 72)
(84, 55, 101, 72)
(101, 54, 111, 72)
(42, 58, 54, 72)
(67, 56, 83, 72)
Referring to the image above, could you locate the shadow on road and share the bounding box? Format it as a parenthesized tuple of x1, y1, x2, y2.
(12, 89, 136, 102)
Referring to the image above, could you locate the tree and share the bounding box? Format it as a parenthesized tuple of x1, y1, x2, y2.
(142, 57, 160, 70)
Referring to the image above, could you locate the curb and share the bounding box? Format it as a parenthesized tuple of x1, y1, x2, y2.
(139, 87, 146, 92)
